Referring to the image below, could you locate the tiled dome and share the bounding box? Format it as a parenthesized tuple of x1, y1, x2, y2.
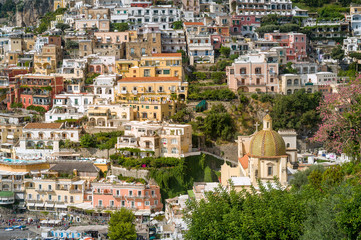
(249, 114, 286, 157)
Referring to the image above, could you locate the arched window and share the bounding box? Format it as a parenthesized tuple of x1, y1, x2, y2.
(287, 89, 292, 95)
(294, 79, 299, 85)
(287, 79, 292, 86)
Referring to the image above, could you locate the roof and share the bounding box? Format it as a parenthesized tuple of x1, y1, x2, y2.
(249, 114, 286, 158)
(118, 77, 180, 82)
(49, 162, 100, 173)
(184, 22, 204, 26)
(239, 154, 249, 170)
(24, 123, 63, 129)
(151, 53, 182, 57)
(230, 177, 251, 186)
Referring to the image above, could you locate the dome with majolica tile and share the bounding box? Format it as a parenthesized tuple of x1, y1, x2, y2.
(249, 114, 286, 158)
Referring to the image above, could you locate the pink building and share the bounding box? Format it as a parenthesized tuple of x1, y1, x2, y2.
(92, 180, 163, 212)
(226, 52, 279, 93)
(230, 15, 261, 38)
(264, 33, 307, 62)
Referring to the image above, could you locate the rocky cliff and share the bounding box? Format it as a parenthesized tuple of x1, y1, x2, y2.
(3, 0, 53, 27)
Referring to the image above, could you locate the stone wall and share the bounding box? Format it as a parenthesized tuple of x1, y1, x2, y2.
(61, 148, 117, 158)
(204, 142, 238, 162)
(111, 166, 150, 180)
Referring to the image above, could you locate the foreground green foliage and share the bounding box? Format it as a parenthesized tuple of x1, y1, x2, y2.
(108, 209, 137, 240)
(185, 162, 361, 239)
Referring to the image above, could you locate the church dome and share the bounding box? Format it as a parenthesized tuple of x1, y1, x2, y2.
(249, 114, 286, 157)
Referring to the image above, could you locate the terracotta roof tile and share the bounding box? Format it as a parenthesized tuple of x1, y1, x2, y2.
(118, 77, 181, 82)
(24, 123, 63, 129)
(239, 154, 249, 170)
(151, 53, 182, 57)
(184, 22, 204, 26)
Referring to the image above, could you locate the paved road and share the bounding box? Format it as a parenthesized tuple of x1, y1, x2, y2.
(0, 229, 39, 240)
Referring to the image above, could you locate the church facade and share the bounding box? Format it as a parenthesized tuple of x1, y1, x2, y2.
(221, 114, 298, 190)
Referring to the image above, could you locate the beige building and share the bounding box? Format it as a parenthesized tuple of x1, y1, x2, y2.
(116, 121, 192, 158)
(221, 114, 298, 189)
(25, 177, 86, 212)
(34, 45, 63, 75)
(125, 32, 161, 59)
(87, 105, 134, 128)
(279, 74, 318, 95)
(75, 19, 110, 32)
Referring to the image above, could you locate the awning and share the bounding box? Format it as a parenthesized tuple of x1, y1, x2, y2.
(35, 202, 44, 207)
(27, 202, 35, 207)
(55, 204, 67, 209)
(45, 203, 54, 208)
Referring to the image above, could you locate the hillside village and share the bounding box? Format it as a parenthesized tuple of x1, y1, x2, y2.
(0, 0, 361, 239)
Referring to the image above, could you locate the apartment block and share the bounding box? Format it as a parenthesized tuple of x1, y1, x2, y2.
(264, 32, 307, 62)
(34, 45, 63, 75)
(25, 177, 86, 212)
(116, 121, 192, 158)
(92, 177, 163, 212)
(226, 52, 279, 93)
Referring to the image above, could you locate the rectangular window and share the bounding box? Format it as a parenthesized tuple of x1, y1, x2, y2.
(144, 69, 150, 77)
(268, 166, 273, 176)
(129, 190, 133, 196)
(155, 200, 158, 205)
(48, 195, 52, 201)
(138, 191, 142, 196)
(99, 200, 103, 206)
(171, 139, 178, 144)
(58, 195, 61, 201)
(145, 201, 150, 206)
(110, 200, 114, 206)
(163, 70, 170, 74)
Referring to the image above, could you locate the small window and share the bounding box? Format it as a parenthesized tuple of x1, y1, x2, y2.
(268, 166, 273, 176)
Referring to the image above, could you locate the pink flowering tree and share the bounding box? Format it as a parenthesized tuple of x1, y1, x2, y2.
(312, 77, 361, 160)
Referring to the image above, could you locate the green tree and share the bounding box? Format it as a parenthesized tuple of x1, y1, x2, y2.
(271, 89, 322, 136)
(110, 22, 129, 32)
(65, 40, 79, 49)
(80, 134, 96, 148)
(185, 184, 306, 240)
(331, 45, 344, 61)
(172, 21, 183, 29)
(202, 104, 236, 141)
(108, 208, 137, 240)
(56, 23, 70, 32)
(219, 46, 231, 58)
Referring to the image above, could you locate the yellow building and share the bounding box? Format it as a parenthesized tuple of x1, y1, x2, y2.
(116, 53, 184, 80)
(120, 101, 182, 121)
(25, 177, 85, 211)
(54, 0, 67, 11)
(34, 45, 62, 75)
(116, 77, 188, 101)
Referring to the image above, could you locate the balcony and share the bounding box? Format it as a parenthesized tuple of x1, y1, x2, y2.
(69, 189, 82, 193)
(36, 188, 54, 192)
(121, 90, 128, 94)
